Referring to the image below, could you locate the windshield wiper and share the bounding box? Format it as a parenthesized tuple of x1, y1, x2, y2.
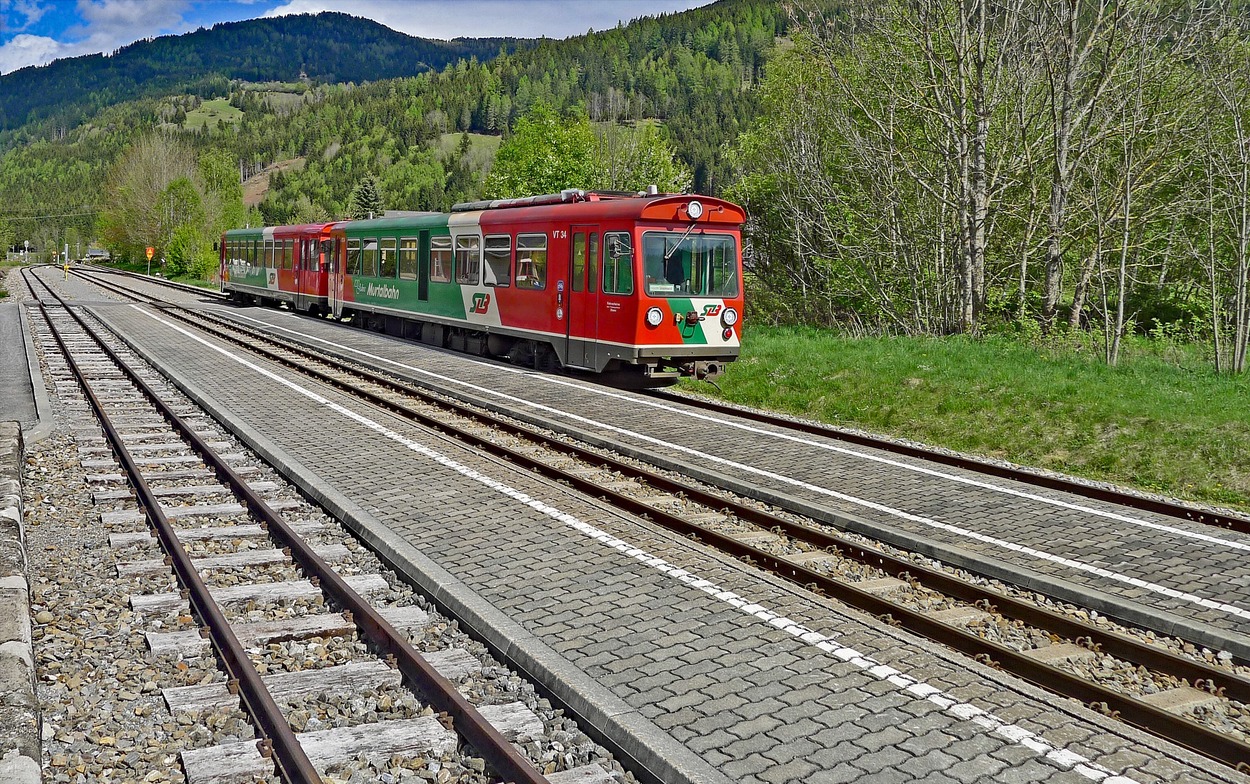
(664, 224, 700, 261)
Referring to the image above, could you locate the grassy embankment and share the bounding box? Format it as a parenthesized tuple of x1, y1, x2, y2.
(682, 325, 1250, 512)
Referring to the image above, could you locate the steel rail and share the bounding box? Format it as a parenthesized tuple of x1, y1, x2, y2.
(42, 267, 550, 784)
(25, 269, 323, 783)
(63, 266, 1250, 771)
(70, 263, 1250, 536)
(643, 389, 1250, 535)
(77, 262, 228, 300)
(142, 301, 1250, 773)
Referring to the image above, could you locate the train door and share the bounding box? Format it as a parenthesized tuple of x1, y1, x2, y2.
(328, 237, 344, 318)
(295, 238, 310, 312)
(418, 231, 430, 301)
(567, 225, 599, 369)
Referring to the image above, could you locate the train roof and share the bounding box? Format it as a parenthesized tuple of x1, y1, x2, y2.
(223, 222, 335, 238)
(223, 193, 745, 240)
(333, 193, 744, 235)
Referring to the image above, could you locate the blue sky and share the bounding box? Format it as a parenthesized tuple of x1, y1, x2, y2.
(0, 0, 714, 74)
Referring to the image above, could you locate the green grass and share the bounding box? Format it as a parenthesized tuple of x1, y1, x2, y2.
(438, 132, 501, 172)
(183, 98, 243, 130)
(682, 325, 1250, 512)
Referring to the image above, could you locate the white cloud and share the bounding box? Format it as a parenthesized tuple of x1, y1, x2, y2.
(69, 0, 191, 52)
(0, 33, 76, 74)
(7, 0, 53, 31)
(0, 0, 194, 72)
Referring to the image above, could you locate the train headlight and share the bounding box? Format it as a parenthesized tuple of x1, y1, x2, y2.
(646, 307, 664, 327)
(687, 200, 703, 220)
(721, 307, 739, 328)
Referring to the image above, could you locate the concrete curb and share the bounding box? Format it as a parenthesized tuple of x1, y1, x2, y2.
(0, 421, 40, 783)
(103, 310, 733, 784)
(19, 302, 54, 444)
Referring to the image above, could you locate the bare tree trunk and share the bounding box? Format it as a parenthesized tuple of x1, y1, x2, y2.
(1207, 178, 1224, 372)
(1111, 159, 1132, 367)
(1069, 254, 1095, 329)
(1037, 0, 1130, 332)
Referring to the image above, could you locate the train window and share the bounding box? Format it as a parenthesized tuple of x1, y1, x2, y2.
(362, 240, 378, 277)
(283, 239, 294, 271)
(346, 239, 362, 275)
(588, 233, 598, 294)
(571, 234, 585, 293)
(430, 236, 452, 282)
(602, 232, 634, 295)
(515, 234, 547, 290)
(265, 239, 276, 269)
(379, 238, 397, 278)
(245, 241, 255, 267)
(455, 236, 480, 285)
(484, 236, 511, 288)
(642, 232, 739, 297)
(399, 239, 418, 280)
(320, 240, 333, 272)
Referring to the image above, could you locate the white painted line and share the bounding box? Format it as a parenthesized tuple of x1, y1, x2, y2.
(213, 310, 1250, 623)
(136, 305, 1147, 784)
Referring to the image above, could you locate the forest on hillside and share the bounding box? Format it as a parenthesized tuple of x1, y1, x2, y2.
(0, 0, 783, 265)
(3, 0, 1250, 375)
(0, 12, 519, 141)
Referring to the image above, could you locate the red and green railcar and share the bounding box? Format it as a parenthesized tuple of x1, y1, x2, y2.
(220, 222, 334, 315)
(221, 190, 744, 386)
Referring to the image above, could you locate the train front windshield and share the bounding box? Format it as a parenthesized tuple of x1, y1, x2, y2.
(642, 232, 739, 298)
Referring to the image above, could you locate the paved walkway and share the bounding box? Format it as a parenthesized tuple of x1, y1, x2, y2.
(200, 303, 1250, 661)
(0, 303, 37, 426)
(86, 299, 1244, 784)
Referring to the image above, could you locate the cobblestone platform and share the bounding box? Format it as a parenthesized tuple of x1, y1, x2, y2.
(90, 301, 1246, 784)
(201, 303, 1250, 663)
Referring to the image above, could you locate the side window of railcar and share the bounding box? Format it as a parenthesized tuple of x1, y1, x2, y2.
(588, 233, 598, 294)
(362, 239, 379, 277)
(484, 236, 511, 288)
(515, 234, 547, 290)
(283, 240, 294, 271)
(455, 236, 481, 285)
(571, 234, 585, 293)
(380, 238, 397, 278)
(346, 239, 362, 275)
(264, 239, 276, 269)
(399, 239, 418, 280)
(602, 232, 634, 295)
(430, 236, 452, 282)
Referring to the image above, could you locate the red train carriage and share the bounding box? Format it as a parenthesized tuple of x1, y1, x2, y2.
(220, 222, 334, 315)
(330, 190, 745, 386)
(222, 190, 746, 387)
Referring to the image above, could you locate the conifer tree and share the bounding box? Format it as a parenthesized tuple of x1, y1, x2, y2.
(347, 175, 384, 219)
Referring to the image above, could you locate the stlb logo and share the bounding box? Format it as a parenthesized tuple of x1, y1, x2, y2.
(702, 304, 722, 318)
(471, 293, 491, 314)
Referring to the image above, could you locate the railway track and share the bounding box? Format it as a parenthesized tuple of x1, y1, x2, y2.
(59, 265, 1250, 773)
(22, 268, 606, 783)
(643, 388, 1250, 536)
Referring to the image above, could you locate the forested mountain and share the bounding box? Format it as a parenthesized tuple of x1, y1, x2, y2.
(0, 0, 785, 257)
(242, 0, 785, 221)
(0, 12, 519, 141)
